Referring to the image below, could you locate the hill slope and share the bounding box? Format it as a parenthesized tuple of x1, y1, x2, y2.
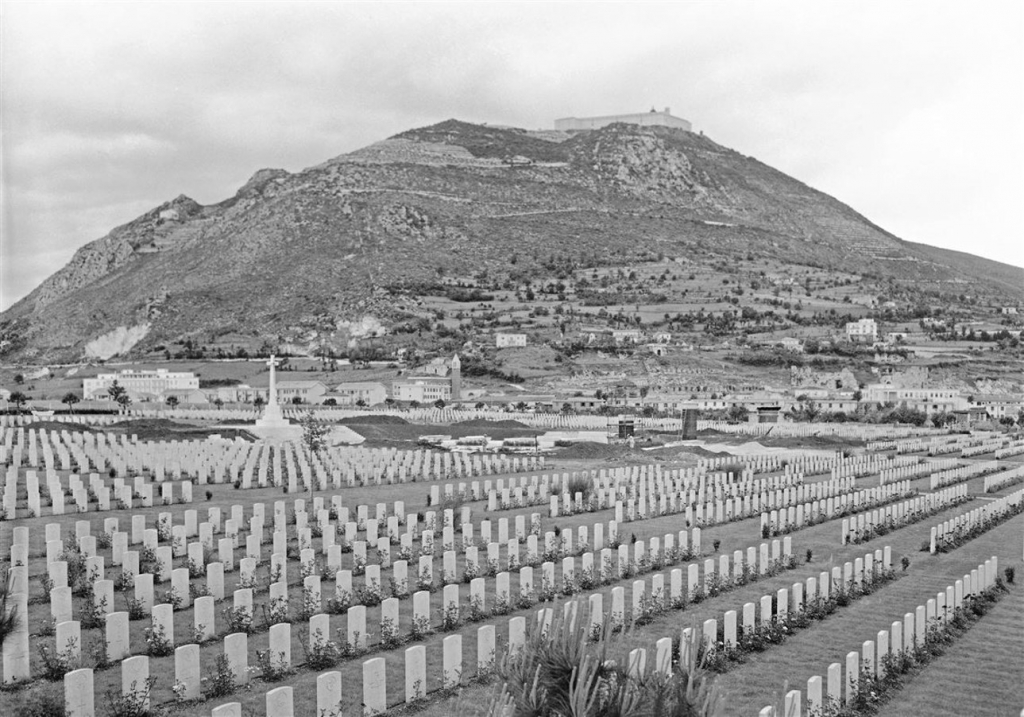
(2, 120, 1020, 362)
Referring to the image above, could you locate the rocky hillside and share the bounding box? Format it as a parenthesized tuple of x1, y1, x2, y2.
(2, 119, 1021, 362)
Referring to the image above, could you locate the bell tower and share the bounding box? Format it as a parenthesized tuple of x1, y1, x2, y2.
(450, 353, 462, 402)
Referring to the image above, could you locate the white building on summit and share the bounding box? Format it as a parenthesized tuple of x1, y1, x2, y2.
(554, 107, 692, 132)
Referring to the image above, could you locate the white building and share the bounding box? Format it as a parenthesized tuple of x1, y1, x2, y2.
(496, 333, 527, 348)
(555, 108, 692, 132)
(328, 382, 387, 406)
(83, 368, 199, 400)
(611, 329, 644, 345)
(863, 385, 966, 414)
(392, 377, 451, 404)
(845, 318, 878, 343)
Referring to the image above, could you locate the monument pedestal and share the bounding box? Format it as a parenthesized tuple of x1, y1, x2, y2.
(255, 402, 291, 430)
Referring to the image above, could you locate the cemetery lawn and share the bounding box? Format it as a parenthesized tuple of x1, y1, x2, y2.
(411, 472, 1024, 717)
(875, 577, 1024, 717)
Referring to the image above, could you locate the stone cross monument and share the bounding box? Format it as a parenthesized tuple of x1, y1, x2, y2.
(255, 354, 290, 428)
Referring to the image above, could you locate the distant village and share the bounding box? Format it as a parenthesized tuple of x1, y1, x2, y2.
(13, 303, 1016, 433)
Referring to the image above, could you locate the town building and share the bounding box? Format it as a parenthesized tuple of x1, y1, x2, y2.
(327, 382, 387, 407)
(392, 376, 452, 404)
(611, 329, 643, 345)
(555, 108, 692, 132)
(83, 368, 199, 401)
(845, 318, 878, 343)
(392, 354, 461, 404)
(496, 333, 528, 348)
(863, 385, 966, 415)
(275, 380, 329, 404)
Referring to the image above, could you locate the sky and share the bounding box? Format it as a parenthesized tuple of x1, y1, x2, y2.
(2, 1, 1022, 312)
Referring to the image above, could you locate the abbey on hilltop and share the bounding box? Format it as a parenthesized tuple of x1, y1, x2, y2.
(554, 107, 692, 132)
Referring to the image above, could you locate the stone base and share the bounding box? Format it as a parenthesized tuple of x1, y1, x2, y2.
(249, 424, 303, 444)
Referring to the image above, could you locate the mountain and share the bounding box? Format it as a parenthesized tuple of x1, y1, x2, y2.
(2, 119, 1021, 362)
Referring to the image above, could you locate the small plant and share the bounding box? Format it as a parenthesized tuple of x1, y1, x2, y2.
(144, 623, 173, 657)
(88, 635, 111, 670)
(805, 548, 813, 563)
(124, 593, 150, 619)
(224, 605, 254, 634)
(104, 676, 156, 717)
(114, 569, 135, 593)
(303, 627, 343, 669)
(901, 556, 911, 572)
(409, 614, 433, 641)
(253, 649, 294, 682)
(36, 617, 57, 637)
(189, 624, 210, 645)
(380, 615, 403, 650)
(712, 539, 721, 553)
(160, 588, 184, 611)
(37, 639, 79, 681)
(439, 601, 461, 631)
(80, 593, 109, 630)
(202, 654, 237, 698)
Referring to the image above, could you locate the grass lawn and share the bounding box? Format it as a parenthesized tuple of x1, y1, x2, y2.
(875, 577, 1024, 717)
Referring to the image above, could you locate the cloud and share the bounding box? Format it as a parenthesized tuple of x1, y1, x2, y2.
(2, 1, 1021, 310)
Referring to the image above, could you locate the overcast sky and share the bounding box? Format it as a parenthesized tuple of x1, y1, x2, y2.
(2, 1, 1021, 311)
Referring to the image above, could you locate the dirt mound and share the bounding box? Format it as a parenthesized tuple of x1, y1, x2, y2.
(553, 441, 624, 459)
(452, 419, 530, 429)
(109, 418, 197, 431)
(21, 420, 99, 433)
(338, 415, 409, 425)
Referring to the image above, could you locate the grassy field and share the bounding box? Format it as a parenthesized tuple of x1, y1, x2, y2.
(876, 580, 1023, 717)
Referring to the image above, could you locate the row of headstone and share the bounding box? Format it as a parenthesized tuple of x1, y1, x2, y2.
(756, 556, 999, 717)
(878, 457, 957, 485)
(929, 459, 1001, 490)
(981, 465, 1024, 493)
(929, 487, 1024, 553)
(841, 483, 968, 544)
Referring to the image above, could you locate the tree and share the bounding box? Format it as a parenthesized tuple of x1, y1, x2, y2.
(62, 392, 80, 414)
(213, 398, 224, 410)
(253, 395, 265, 409)
(561, 402, 575, 415)
(433, 399, 446, 410)
(106, 380, 127, 405)
(384, 398, 396, 409)
(299, 410, 329, 499)
(291, 396, 304, 405)
(165, 395, 180, 409)
(8, 391, 28, 412)
(323, 398, 337, 407)
(514, 401, 528, 412)
(114, 393, 132, 412)
(13, 374, 24, 385)
(475, 401, 486, 410)
(410, 400, 421, 409)
(355, 399, 367, 408)
(726, 404, 749, 424)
